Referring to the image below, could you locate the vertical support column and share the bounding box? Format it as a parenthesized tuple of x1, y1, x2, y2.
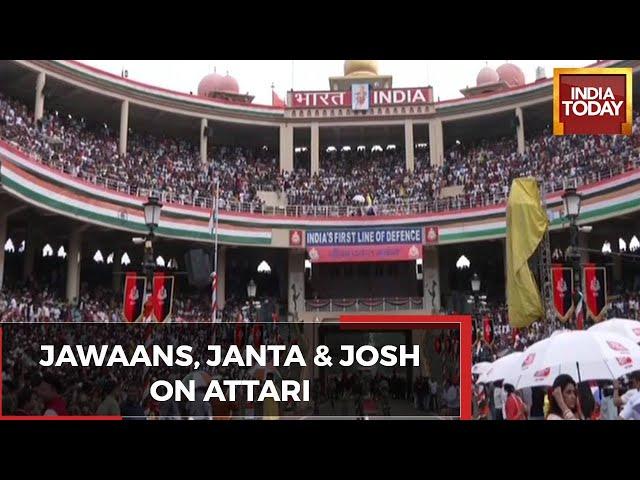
(22, 229, 36, 283)
(515, 107, 525, 155)
(34, 72, 46, 122)
(218, 245, 227, 309)
(288, 249, 305, 318)
(612, 254, 622, 285)
(66, 229, 82, 303)
(310, 123, 319, 175)
(429, 118, 444, 166)
(0, 213, 7, 290)
(423, 246, 441, 313)
(404, 119, 415, 172)
(279, 123, 294, 172)
(119, 99, 129, 156)
(112, 249, 122, 295)
(200, 118, 208, 164)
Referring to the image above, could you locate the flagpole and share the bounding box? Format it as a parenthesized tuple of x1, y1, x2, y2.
(212, 178, 220, 321)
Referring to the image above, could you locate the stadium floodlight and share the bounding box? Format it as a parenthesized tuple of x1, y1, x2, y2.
(93, 250, 104, 263)
(386, 144, 396, 150)
(143, 196, 163, 230)
(42, 244, 53, 257)
(456, 254, 471, 270)
(371, 145, 383, 152)
(4, 238, 14, 253)
(601, 241, 612, 254)
(326, 146, 336, 152)
(57, 246, 67, 259)
(357, 145, 366, 151)
(120, 252, 131, 266)
(619, 238, 627, 252)
(106, 253, 114, 264)
(341, 146, 351, 151)
(257, 260, 271, 274)
(630, 236, 640, 252)
(156, 256, 165, 267)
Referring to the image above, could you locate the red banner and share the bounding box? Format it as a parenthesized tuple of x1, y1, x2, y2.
(552, 266, 573, 322)
(123, 273, 146, 323)
(584, 266, 607, 322)
(290, 87, 433, 109)
(307, 244, 422, 263)
(153, 274, 174, 323)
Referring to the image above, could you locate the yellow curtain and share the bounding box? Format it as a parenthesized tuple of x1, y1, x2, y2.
(506, 178, 549, 328)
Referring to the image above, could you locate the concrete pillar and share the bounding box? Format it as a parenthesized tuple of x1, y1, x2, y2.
(218, 245, 227, 309)
(515, 107, 525, 155)
(200, 118, 208, 164)
(423, 246, 441, 313)
(404, 119, 415, 172)
(119, 99, 129, 156)
(66, 229, 82, 303)
(612, 254, 622, 285)
(112, 249, 122, 295)
(22, 229, 36, 282)
(34, 72, 46, 122)
(429, 119, 444, 166)
(288, 249, 305, 318)
(279, 124, 294, 172)
(310, 123, 319, 175)
(0, 214, 6, 290)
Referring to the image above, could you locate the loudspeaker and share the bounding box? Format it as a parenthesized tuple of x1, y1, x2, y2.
(184, 249, 212, 287)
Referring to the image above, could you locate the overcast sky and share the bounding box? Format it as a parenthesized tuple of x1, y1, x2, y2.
(80, 60, 596, 105)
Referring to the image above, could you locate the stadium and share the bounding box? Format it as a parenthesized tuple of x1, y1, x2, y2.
(1, 59, 640, 419)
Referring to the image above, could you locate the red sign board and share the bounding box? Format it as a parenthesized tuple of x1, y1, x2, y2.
(307, 244, 422, 263)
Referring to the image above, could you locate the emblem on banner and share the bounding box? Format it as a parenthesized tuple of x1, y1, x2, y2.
(556, 277, 568, 297)
(290, 229, 303, 247)
(425, 226, 439, 244)
(408, 245, 419, 258)
(129, 287, 139, 301)
(308, 248, 319, 261)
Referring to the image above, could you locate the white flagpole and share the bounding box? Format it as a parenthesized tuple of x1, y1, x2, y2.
(212, 179, 220, 321)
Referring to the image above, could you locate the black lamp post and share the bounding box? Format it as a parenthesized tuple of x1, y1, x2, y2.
(142, 196, 162, 297)
(471, 272, 481, 336)
(561, 187, 582, 328)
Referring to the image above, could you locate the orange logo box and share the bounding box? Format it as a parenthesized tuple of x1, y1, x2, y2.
(553, 67, 632, 135)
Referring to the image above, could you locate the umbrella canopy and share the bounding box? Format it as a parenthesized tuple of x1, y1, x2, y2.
(476, 352, 523, 385)
(471, 362, 492, 376)
(514, 330, 640, 389)
(589, 318, 640, 343)
(352, 194, 365, 203)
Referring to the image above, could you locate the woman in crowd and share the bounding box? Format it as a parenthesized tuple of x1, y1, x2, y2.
(503, 383, 528, 420)
(546, 374, 583, 420)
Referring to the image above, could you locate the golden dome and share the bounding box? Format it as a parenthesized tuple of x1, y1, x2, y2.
(344, 60, 379, 77)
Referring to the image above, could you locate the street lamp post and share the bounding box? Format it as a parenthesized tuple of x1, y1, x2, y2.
(561, 187, 582, 329)
(471, 272, 481, 339)
(142, 196, 163, 298)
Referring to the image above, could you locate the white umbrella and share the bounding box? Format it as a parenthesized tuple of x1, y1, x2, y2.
(514, 330, 640, 389)
(476, 352, 523, 385)
(352, 194, 365, 203)
(471, 362, 492, 376)
(589, 318, 640, 343)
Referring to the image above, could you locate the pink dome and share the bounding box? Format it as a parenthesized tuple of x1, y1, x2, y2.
(197, 73, 240, 96)
(476, 66, 499, 86)
(496, 63, 525, 87)
(219, 74, 239, 94)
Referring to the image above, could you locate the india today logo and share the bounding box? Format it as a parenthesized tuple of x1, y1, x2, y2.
(607, 340, 629, 353)
(553, 67, 632, 135)
(616, 356, 633, 368)
(534, 367, 551, 379)
(521, 353, 536, 369)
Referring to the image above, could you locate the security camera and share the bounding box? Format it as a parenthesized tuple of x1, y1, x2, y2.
(579, 226, 593, 233)
(132, 237, 145, 245)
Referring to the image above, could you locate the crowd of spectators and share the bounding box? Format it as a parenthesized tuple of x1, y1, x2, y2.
(2, 92, 640, 215)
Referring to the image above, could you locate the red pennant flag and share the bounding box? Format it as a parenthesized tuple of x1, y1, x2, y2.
(272, 90, 285, 107)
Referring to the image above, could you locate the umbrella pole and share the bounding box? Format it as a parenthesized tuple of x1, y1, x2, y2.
(576, 361, 582, 384)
